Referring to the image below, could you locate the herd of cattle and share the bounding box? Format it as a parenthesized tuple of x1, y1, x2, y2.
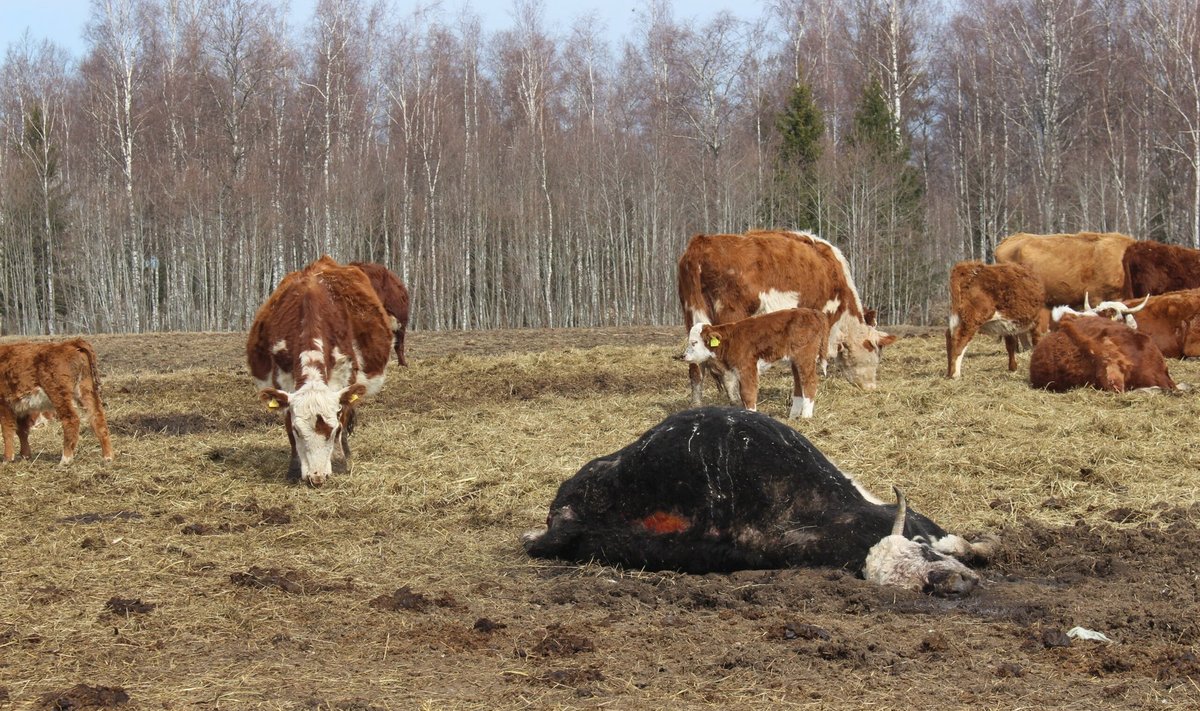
(0, 228, 1192, 597)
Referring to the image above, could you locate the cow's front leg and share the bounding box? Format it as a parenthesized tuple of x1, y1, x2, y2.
(0, 405, 16, 462)
(736, 368, 759, 412)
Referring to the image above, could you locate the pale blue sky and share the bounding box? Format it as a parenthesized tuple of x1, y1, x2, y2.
(1, 0, 763, 58)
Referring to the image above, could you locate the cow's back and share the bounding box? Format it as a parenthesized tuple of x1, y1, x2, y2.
(995, 232, 1134, 306)
(247, 257, 391, 390)
(1122, 241, 1200, 298)
(678, 230, 864, 325)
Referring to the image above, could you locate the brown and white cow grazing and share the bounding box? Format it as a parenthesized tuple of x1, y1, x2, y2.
(1029, 312, 1175, 393)
(1121, 241, 1200, 299)
(349, 262, 410, 366)
(682, 308, 830, 418)
(1083, 289, 1200, 359)
(0, 338, 114, 464)
(946, 261, 1046, 378)
(677, 230, 895, 405)
(247, 256, 392, 486)
(994, 231, 1135, 307)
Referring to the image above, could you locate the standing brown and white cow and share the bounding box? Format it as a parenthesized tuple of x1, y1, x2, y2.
(0, 338, 114, 464)
(349, 262, 410, 366)
(946, 261, 1046, 378)
(247, 256, 392, 486)
(682, 308, 831, 418)
(678, 230, 895, 405)
(994, 231, 1135, 308)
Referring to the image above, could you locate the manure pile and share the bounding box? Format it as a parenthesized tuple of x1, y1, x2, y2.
(1, 327, 1197, 709)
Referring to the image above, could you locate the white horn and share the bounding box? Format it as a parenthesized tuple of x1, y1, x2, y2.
(1125, 295, 1150, 314)
(1083, 292, 1093, 312)
(891, 486, 908, 537)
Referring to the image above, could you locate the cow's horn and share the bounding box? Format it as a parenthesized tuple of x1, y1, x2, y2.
(891, 486, 908, 537)
(1083, 292, 1093, 312)
(1126, 295, 1150, 314)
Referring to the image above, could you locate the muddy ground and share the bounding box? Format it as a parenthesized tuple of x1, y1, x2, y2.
(0, 326, 1198, 709)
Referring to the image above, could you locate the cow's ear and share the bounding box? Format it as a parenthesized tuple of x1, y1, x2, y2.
(340, 383, 367, 407)
(260, 388, 289, 410)
(707, 331, 723, 349)
(877, 332, 897, 348)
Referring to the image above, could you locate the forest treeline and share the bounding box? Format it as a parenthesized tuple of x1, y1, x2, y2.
(1, 0, 1197, 335)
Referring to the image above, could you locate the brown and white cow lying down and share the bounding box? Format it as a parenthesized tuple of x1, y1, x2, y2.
(0, 338, 114, 464)
(1082, 289, 1200, 359)
(523, 407, 994, 597)
(247, 256, 393, 486)
(946, 261, 1047, 378)
(349, 261, 410, 366)
(678, 230, 895, 404)
(1030, 311, 1176, 393)
(682, 308, 830, 418)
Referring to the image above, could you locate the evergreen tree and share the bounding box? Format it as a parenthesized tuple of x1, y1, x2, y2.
(771, 78, 825, 232)
(848, 77, 904, 163)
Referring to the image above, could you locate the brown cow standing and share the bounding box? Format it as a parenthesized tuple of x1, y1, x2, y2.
(247, 256, 392, 486)
(946, 261, 1046, 378)
(0, 338, 114, 464)
(682, 308, 831, 418)
(1029, 314, 1175, 393)
(994, 231, 1135, 307)
(349, 262, 410, 366)
(678, 230, 895, 406)
(1085, 289, 1200, 359)
(1121, 241, 1200, 299)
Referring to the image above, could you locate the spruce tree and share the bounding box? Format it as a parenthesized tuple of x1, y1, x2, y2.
(772, 79, 825, 232)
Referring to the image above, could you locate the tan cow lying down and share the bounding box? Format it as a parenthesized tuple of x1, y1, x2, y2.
(1030, 312, 1175, 393)
(0, 338, 114, 464)
(682, 308, 830, 418)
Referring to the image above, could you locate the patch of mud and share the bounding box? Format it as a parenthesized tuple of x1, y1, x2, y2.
(516, 623, 595, 658)
(39, 684, 129, 709)
(57, 511, 142, 525)
(229, 566, 352, 595)
(368, 586, 459, 613)
(103, 597, 155, 617)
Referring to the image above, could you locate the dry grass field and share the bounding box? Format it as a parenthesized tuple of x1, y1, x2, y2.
(2, 326, 1199, 709)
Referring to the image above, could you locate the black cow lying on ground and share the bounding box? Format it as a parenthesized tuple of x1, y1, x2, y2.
(522, 407, 994, 597)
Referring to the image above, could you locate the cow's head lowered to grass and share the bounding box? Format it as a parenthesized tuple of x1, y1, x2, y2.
(522, 407, 994, 597)
(260, 382, 366, 487)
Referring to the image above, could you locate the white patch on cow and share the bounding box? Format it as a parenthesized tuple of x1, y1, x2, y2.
(387, 315, 399, 331)
(756, 288, 800, 314)
(690, 309, 712, 327)
(1052, 305, 1083, 322)
(952, 343, 968, 379)
(948, 312, 960, 332)
(12, 388, 52, 416)
(271, 340, 287, 354)
(822, 298, 841, 314)
(789, 395, 814, 419)
(847, 476, 885, 505)
(862, 534, 979, 596)
(299, 340, 326, 385)
(329, 346, 353, 387)
(682, 323, 715, 364)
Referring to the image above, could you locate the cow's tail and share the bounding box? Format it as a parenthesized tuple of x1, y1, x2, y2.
(1120, 248, 1136, 300)
(72, 338, 104, 401)
(677, 238, 710, 328)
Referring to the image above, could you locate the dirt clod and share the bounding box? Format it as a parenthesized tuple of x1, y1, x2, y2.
(103, 597, 155, 617)
(39, 684, 128, 709)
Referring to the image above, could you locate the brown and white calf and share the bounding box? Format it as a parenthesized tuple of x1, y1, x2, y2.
(678, 230, 895, 405)
(349, 261, 411, 366)
(0, 338, 114, 464)
(946, 261, 1047, 378)
(247, 256, 392, 486)
(682, 308, 830, 418)
(1029, 312, 1175, 393)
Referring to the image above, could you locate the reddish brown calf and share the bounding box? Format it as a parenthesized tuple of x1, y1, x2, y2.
(1029, 315, 1175, 393)
(946, 261, 1046, 378)
(682, 308, 830, 418)
(0, 338, 114, 464)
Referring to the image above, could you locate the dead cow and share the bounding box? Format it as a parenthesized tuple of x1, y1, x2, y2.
(946, 261, 1046, 378)
(0, 338, 114, 464)
(1029, 312, 1175, 392)
(682, 308, 830, 418)
(523, 407, 993, 597)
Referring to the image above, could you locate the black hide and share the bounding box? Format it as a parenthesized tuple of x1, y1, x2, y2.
(525, 407, 950, 574)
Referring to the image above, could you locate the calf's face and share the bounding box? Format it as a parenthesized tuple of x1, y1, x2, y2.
(862, 488, 982, 597)
(683, 323, 720, 364)
(261, 383, 366, 486)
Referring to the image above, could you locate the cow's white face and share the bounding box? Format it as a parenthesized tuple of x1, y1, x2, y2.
(863, 534, 980, 597)
(262, 382, 364, 486)
(683, 323, 716, 364)
(835, 320, 896, 389)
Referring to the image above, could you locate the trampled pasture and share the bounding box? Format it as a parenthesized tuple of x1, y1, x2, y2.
(2, 327, 1199, 709)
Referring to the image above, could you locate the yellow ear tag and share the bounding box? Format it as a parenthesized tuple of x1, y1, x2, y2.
(268, 399, 280, 409)
(350, 393, 359, 403)
(708, 336, 721, 348)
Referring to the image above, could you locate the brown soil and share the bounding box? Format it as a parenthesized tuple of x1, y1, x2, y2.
(0, 326, 1197, 709)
